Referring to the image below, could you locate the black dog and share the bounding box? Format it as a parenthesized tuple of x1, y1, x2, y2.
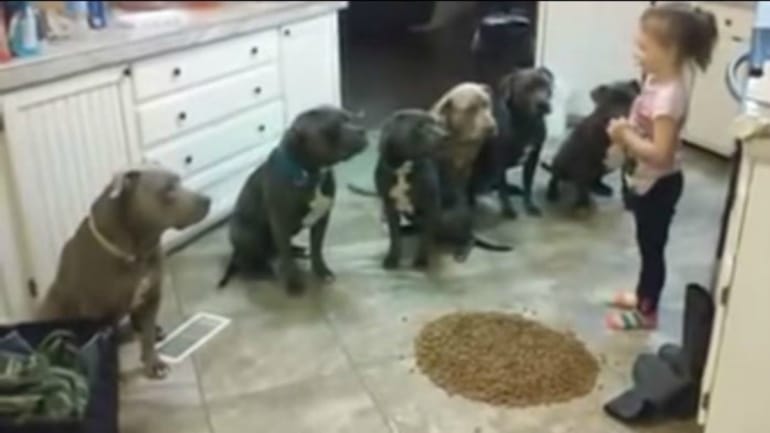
(219, 106, 367, 295)
(374, 109, 469, 269)
(543, 79, 640, 209)
(470, 67, 554, 218)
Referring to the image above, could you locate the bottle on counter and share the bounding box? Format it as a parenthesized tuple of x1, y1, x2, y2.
(87, 1, 107, 30)
(65, 0, 90, 34)
(0, 8, 12, 62)
(8, 1, 41, 58)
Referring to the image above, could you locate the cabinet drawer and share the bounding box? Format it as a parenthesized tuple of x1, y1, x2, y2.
(163, 139, 278, 245)
(132, 30, 279, 101)
(137, 65, 280, 147)
(144, 100, 284, 178)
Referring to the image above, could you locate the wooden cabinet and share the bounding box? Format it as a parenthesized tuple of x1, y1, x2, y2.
(1, 67, 137, 302)
(684, 2, 753, 157)
(280, 13, 341, 121)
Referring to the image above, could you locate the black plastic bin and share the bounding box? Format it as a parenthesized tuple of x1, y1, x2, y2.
(0, 320, 119, 433)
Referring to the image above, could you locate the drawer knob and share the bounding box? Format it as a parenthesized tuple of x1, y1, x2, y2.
(250, 46, 259, 56)
(283, 29, 291, 37)
(178, 111, 187, 122)
(258, 124, 266, 133)
(184, 155, 194, 165)
(172, 67, 182, 78)
(254, 86, 262, 95)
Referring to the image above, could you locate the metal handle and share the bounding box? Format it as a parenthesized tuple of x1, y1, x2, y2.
(726, 51, 750, 102)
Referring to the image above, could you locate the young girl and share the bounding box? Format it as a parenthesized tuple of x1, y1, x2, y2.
(605, 3, 718, 330)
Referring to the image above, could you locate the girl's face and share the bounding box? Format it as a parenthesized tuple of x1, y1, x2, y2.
(634, 20, 678, 75)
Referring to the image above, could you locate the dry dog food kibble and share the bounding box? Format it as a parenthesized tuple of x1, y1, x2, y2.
(414, 311, 599, 407)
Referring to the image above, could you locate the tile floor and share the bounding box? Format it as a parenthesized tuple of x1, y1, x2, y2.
(119, 139, 729, 433)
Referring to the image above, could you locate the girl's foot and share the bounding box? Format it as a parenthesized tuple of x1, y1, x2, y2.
(605, 310, 658, 331)
(607, 291, 638, 310)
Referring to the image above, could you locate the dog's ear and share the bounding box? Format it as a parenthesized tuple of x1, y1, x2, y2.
(433, 96, 455, 128)
(590, 85, 609, 105)
(108, 170, 141, 199)
(498, 72, 518, 102)
(480, 83, 493, 98)
(538, 67, 555, 84)
(628, 79, 641, 94)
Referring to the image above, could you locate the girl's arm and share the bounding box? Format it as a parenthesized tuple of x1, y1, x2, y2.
(610, 116, 679, 168)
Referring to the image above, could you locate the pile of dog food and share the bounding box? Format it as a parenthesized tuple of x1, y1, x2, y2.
(415, 311, 599, 407)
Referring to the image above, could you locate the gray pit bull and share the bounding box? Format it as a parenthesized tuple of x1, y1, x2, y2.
(544, 79, 640, 210)
(39, 166, 211, 379)
(219, 106, 368, 295)
(374, 109, 467, 269)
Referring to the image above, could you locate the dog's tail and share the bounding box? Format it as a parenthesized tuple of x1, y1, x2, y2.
(218, 259, 238, 289)
(473, 233, 513, 252)
(347, 183, 379, 197)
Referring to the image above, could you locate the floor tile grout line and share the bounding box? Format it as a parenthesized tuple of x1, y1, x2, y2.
(191, 354, 218, 433)
(318, 296, 399, 433)
(167, 259, 218, 433)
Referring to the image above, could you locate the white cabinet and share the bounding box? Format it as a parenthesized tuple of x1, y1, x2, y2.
(536, 1, 650, 118)
(1, 67, 137, 302)
(699, 145, 770, 433)
(280, 13, 341, 121)
(684, 2, 753, 157)
(0, 10, 343, 319)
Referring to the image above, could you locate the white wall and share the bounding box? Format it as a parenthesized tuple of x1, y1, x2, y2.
(537, 1, 648, 118)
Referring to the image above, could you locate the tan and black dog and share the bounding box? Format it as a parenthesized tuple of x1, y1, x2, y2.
(220, 106, 368, 295)
(40, 167, 211, 379)
(430, 82, 498, 209)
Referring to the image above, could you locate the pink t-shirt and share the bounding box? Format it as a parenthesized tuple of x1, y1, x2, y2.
(627, 75, 689, 194)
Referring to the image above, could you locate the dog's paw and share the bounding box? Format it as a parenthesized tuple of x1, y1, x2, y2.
(285, 276, 306, 297)
(143, 356, 170, 379)
(502, 206, 519, 220)
(412, 255, 429, 270)
(546, 185, 560, 202)
(525, 204, 542, 217)
(313, 264, 335, 283)
(383, 254, 399, 270)
(591, 181, 614, 197)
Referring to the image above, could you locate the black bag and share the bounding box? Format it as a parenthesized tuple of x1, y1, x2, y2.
(604, 284, 715, 424)
(0, 320, 118, 433)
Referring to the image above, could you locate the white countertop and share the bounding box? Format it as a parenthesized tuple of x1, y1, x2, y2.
(0, 1, 346, 94)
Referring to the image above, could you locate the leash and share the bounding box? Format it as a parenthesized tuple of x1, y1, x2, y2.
(87, 214, 138, 263)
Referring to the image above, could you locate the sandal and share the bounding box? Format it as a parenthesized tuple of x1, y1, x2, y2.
(607, 291, 638, 310)
(605, 310, 658, 331)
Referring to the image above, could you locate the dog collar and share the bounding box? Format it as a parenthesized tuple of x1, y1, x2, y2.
(274, 146, 320, 187)
(87, 214, 138, 263)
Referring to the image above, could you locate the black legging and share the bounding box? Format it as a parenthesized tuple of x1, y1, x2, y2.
(629, 172, 684, 314)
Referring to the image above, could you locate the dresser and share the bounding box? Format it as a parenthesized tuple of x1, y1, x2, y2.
(0, 2, 345, 320)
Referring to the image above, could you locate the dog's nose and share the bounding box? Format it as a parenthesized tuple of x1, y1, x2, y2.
(199, 195, 212, 213)
(537, 101, 552, 115)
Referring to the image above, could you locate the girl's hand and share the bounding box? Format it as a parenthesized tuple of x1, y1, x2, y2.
(607, 117, 632, 145)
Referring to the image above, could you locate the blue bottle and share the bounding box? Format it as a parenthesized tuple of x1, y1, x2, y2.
(8, 1, 40, 58)
(88, 1, 107, 30)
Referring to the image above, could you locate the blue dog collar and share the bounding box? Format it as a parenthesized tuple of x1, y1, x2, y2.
(273, 146, 315, 187)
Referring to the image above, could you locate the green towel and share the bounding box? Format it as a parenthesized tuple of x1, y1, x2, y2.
(0, 330, 90, 424)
